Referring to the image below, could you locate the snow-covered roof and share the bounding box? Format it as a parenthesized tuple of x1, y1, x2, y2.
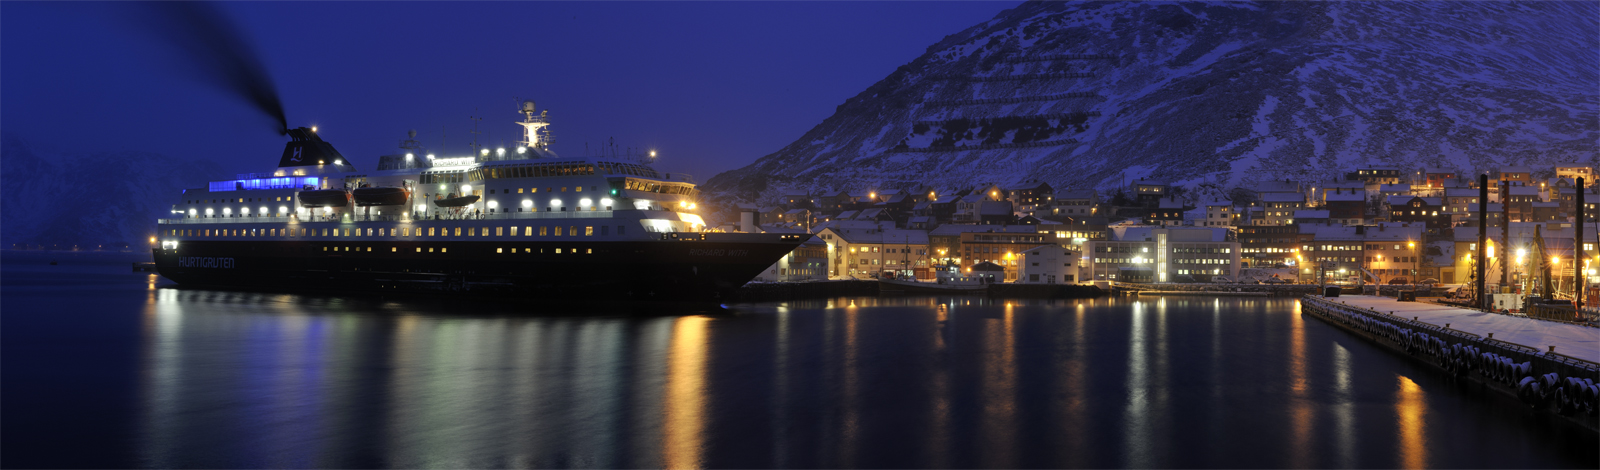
(836, 210, 858, 220)
(1379, 184, 1413, 193)
(1507, 186, 1539, 196)
(1445, 188, 1478, 198)
(1294, 210, 1330, 219)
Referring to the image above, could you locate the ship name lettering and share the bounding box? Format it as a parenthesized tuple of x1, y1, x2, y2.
(179, 256, 236, 269)
(688, 249, 750, 257)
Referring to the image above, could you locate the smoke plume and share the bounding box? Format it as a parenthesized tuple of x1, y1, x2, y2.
(134, 3, 288, 134)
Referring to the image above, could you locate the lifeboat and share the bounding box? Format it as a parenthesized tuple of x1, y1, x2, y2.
(298, 189, 350, 207)
(352, 186, 409, 206)
(432, 193, 480, 208)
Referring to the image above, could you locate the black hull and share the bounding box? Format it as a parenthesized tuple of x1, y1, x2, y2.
(152, 237, 804, 303)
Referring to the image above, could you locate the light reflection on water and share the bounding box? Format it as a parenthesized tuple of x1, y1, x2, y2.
(30, 285, 1584, 469)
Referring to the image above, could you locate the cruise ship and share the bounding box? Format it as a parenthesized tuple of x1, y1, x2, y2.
(152, 101, 808, 302)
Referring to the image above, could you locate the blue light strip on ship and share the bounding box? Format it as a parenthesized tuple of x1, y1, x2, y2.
(209, 177, 320, 192)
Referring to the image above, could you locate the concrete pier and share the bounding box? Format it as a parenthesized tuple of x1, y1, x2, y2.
(1302, 295, 1600, 429)
(1328, 295, 1598, 364)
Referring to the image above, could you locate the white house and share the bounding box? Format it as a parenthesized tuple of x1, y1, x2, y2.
(1020, 244, 1077, 284)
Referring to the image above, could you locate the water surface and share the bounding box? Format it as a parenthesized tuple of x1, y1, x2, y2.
(3, 252, 1594, 468)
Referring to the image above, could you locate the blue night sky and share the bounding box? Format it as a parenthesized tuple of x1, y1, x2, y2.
(2, 1, 1014, 182)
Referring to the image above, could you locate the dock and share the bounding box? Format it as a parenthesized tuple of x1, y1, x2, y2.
(1328, 295, 1598, 364)
(1302, 295, 1599, 428)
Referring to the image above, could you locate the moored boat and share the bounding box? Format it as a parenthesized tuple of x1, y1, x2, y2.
(151, 101, 808, 303)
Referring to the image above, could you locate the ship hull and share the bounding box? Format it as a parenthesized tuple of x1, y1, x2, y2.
(152, 237, 804, 303)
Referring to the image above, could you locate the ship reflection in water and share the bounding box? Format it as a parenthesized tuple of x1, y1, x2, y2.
(130, 292, 1595, 468)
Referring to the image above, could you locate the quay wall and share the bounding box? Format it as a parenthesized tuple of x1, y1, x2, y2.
(733, 280, 879, 302)
(735, 281, 1105, 302)
(1301, 296, 1600, 430)
(1117, 282, 1321, 297)
(986, 284, 1104, 299)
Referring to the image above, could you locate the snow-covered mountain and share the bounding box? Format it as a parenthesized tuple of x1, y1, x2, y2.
(2, 134, 222, 248)
(705, 0, 1598, 203)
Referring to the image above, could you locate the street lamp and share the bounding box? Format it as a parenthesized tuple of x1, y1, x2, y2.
(1408, 240, 1417, 292)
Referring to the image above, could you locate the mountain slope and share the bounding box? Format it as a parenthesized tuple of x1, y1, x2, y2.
(2, 134, 223, 248)
(705, 0, 1598, 202)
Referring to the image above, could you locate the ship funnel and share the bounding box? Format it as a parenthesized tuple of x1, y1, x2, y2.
(279, 127, 354, 170)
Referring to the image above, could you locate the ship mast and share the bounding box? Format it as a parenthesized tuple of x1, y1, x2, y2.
(516, 99, 551, 153)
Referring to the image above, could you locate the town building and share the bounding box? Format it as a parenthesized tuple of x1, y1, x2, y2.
(816, 223, 931, 279)
(1555, 164, 1594, 182)
(1006, 181, 1054, 217)
(1361, 222, 1426, 284)
(1132, 180, 1170, 205)
(1020, 244, 1077, 284)
(958, 229, 1056, 281)
(1083, 227, 1238, 283)
(1146, 197, 1187, 226)
(1324, 188, 1367, 225)
(1495, 166, 1533, 187)
(1201, 200, 1232, 227)
(754, 236, 829, 282)
(1259, 192, 1306, 226)
(1051, 189, 1099, 218)
(1239, 224, 1304, 268)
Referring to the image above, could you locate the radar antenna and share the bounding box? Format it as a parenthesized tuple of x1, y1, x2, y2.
(399, 129, 423, 150)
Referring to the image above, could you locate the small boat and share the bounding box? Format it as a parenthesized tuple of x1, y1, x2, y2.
(432, 194, 480, 208)
(298, 189, 350, 207)
(352, 186, 409, 206)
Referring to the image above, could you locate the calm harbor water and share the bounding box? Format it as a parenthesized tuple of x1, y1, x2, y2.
(3, 252, 1595, 468)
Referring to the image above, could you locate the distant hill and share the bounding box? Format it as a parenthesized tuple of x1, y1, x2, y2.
(705, 0, 1598, 204)
(2, 134, 222, 249)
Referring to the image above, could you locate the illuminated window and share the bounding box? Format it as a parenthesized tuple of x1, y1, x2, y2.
(569, 226, 576, 236)
(454, 227, 461, 236)
(497, 248, 503, 253)
(556, 248, 562, 254)
(391, 247, 397, 252)
(585, 226, 594, 236)
(442, 248, 447, 253)
(540, 226, 548, 236)
(556, 226, 564, 236)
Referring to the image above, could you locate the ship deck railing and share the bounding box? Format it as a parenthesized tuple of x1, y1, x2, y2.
(158, 210, 632, 225)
